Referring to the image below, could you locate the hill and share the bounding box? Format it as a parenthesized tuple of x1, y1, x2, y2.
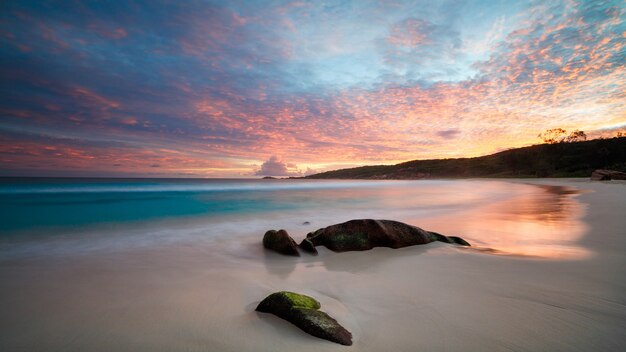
(306, 137, 626, 179)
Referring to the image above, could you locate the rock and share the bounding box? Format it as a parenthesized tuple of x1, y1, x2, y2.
(429, 231, 472, 246)
(591, 169, 626, 181)
(256, 291, 352, 346)
(263, 229, 300, 256)
(299, 219, 470, 254)
(302, 221, 310, 225)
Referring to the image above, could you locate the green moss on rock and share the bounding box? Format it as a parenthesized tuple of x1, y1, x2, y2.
(329, 232, 370, 250)
(256, 291, 352, 346)
(281, 291, 321, 309)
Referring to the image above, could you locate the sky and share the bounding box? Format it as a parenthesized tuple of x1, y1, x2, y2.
(0, 0, 624, 177)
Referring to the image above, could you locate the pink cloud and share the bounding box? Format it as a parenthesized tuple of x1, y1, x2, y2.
(387, 18, 433, 47)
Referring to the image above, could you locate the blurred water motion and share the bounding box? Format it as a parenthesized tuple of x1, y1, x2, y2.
(0, 179, 589, 259)
(419, 183, 590, 259)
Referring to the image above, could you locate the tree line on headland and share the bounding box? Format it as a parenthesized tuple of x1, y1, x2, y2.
(306, 132, 626, 179)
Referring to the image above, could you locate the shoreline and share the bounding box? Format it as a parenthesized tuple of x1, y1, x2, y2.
(0, 179, 624, 351)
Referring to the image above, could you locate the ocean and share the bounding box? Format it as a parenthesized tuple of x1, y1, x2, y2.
(0, 177, 588, 259)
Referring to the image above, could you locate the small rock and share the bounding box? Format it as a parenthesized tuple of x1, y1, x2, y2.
(302, 221, 310, 225)
(591, 169, 626, 181)
(256, 291, 352, 346)
(263, 229, 300, 256)
(429, 231, 472, 246)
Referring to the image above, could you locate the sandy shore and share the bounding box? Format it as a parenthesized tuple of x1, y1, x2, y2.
(1, 179, 625, 351)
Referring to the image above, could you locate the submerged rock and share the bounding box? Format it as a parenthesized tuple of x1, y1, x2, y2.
(591, 169, 626, 181)
(263, 229, 300, 256)
(429, 231, 472, 246)
(256, 291, 352, 346)
(300, 219, 470, 254)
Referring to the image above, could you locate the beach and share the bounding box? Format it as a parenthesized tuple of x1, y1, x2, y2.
(0, 178, 625, 351)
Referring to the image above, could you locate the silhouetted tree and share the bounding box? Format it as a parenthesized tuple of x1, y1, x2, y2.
(538, 128, 586, 144)
(565, 130, 587, 142)
(538, 128, 567, 144)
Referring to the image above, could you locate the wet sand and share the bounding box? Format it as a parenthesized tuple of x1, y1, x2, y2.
(0, 179, 625, 351)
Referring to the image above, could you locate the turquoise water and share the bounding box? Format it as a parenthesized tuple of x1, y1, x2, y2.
(0, 178, 388, 234)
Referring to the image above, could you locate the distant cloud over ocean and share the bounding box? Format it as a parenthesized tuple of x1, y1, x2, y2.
(255, 156, 301, 177)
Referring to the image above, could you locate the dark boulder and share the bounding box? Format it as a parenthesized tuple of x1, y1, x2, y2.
(591, 169, 626, 181)
(263, 229, 300, 256)
(300, 219, 470, 254)
(256, 291, 352, 346)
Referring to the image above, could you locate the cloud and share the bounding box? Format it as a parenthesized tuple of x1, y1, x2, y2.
(303, 167, 319, 176)
(0, 0, 624, 177)
(254, 156, 302, 176)
(436, 129, 461, 139)
(380, 14, 464, 82)
(387, 18, 436, 47)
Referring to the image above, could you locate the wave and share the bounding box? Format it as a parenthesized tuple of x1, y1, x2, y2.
(0, 179, 439, 195)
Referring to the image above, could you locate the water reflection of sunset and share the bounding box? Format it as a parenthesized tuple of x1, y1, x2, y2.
(378, 181, 591, 259)
(452, 183, 590, 259)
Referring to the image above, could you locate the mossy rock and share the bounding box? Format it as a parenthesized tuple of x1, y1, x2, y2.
(263, 229, 300, 256)
(256, 291, 352, 346)
(257, 291, 321, 312)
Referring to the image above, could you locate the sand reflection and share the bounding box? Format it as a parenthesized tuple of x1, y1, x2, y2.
(450, 183, 590, 259)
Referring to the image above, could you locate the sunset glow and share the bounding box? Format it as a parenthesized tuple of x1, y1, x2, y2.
(1, 0, 624, 177)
